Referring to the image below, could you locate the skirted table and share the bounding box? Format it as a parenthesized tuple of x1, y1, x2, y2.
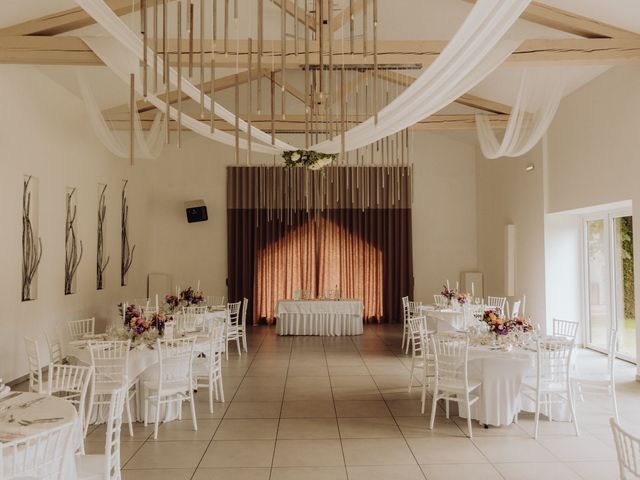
(276, 299, 364, 336)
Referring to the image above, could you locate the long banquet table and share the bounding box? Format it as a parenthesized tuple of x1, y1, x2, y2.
(276, 299, 364, 336)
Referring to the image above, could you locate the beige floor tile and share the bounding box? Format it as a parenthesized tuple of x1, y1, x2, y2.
(124, 441, 209, 469)
(395, 416, 464, 437)
(246, 366, 289, 377)
(151, 418, 220, 441)
(328, 366, 371, 376)
(224, 401, 282, 418)
(419, 463, 502, 480)
(471, 437, 557, 463)
(122, 468, 194, 480)
(347, 465, 426, 480)
(283, 386, 334, 401)
(335, 400, 391, 417)
(273, 439, 344, 467)
(287, 366, 329, 377)
(277, 418, 340, 439)
(199, 440, 275, 468)
(191, 467, 271, 480)
(270, 466, 348, 480)
(536, 435, 617, 462)
(332, 387, 382, 401)
(85, 422, 152, 443)
(406, 437, 487, 464)
(342, 438, 416, 465)
(565, 461, 620, 480)
(86, 441, 144, 466)
(214, 418, 279, 440)
(493, 462, 582, 480)
(233, 385, 285, 402)
(281, 400, 336, 418)
(338, 417, 402, 438)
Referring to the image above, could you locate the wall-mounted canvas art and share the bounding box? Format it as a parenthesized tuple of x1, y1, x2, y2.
(121, 179, 135, 286)
(64, 187, 83, 295)
(97, 183, 109, 290)
(22, 175, 42, 301)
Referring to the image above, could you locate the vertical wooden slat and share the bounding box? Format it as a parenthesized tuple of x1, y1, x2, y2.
(257, 0, 263, 114)
(188, 0, 194, 77)
(234, 72, 239, 164)
(129, 73, 135, 165)
(142, 0, 147, 97)
(177, 1, 182, 147)
(247, 37, 253, 165)
(199, 0, 205, 118)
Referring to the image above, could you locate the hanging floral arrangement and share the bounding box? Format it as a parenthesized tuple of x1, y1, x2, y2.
(283, 150, 337, 171)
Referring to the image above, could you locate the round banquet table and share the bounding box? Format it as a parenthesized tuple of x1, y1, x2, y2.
(457, 345, 571, 427)
(0, 392, 81, 479)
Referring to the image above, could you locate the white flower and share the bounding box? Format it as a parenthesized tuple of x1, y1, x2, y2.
(318, 156, 333, 167)
(308, 163, 323, 171)
(291, 152, 301, 161)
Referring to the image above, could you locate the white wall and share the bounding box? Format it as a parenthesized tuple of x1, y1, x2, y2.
(145, 131, 478, 312)
(0, 66, 153, 383)
(475, 144, 547, 326)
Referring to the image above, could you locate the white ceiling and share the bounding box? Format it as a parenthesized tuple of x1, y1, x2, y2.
(2, 0, 637, 141)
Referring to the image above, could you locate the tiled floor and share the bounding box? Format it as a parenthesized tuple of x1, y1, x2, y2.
(81, 325, 639, 479)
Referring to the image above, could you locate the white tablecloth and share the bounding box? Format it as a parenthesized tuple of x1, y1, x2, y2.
(419, 306, 465, 332)
(67, 330, 217, 423)
(0, 392, 81, 479)
(276, 300, 364, 336)
(459, 346, 570, 427)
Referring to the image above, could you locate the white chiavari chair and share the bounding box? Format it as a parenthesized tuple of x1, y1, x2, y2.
(433, 295, 448, 308)
(46, 329, 65, 365)
(47, 363, 93, 453)
(86, 340, 136, 437)
(67, 318, 95, 341)
(610, 417, 640, 480)
(429, 333, 481, 438)
(407, 317, 435, 412)
(225, 301, 243, 359)
(552, 318, 579, 340)
(520, 336, 579, 439)
(573, 329, 619, 422)
(176, 308, 200, 334)
(76, 386, 127, 480)
(24, 336, 47, 393)
(207, 295, 226, 308)
(401, 296, 410, 353)
(0, 422, 75, 480)
(239, 297, 248, 353)
(193, 320, 226, 413)
(486, 296, 506, 312)
(143, 337, 198, 440)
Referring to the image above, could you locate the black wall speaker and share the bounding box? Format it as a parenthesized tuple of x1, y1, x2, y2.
(185, 200, 208, 223)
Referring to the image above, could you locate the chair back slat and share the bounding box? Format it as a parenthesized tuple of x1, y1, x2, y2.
(552, 318, 579, 339)
(226, 301, 242, 328)
(611, 418, 640, 479)
(433, 295, 448, 308)
(24, 337, 45, 393)
(487, 296, 507, 311)
(156, 337, 196, 392)
(88, 340, 131, 386)
(105, 386, 127, 480)
(67, 318, 95, 340)
(0, 421, 75, 480)
(431, 334, 469, 384)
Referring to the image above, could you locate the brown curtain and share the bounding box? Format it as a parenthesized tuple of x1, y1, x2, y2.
(227, 166, 413, 324)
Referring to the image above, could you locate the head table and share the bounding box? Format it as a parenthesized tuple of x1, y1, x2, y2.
(67, 310, 226, 423)
(276, 299, 364, 336)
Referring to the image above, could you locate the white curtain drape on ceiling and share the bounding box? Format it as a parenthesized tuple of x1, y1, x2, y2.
(77, 72, 166, 159)
(76, 0, 531, 155)
(476, 69, 569, 159)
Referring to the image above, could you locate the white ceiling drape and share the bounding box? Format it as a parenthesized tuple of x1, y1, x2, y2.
(476, 69, 569, 159)
(77, 72, 166, 159)
(76, 0, 531, 155)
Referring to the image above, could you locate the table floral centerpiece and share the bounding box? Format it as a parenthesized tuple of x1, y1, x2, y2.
(164, 286, 205, 313)
(457, 292, 469, 305)
(441, 285, 456, 307)
(481, 310, 513, 337)
(115, 304, 168, 345)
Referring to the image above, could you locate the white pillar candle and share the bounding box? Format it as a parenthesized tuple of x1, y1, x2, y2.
(197, 280, 200, 291)
(155, 294, 159, 310)
(456, 281, 459, 292)
(471, 282, 475, 297)
(446, 280, 450, 289)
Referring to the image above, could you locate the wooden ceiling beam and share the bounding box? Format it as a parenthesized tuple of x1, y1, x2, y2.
(465, 0, 639, 39)
(330, 0, 371, 33)
(0, 0, 148, 37)
(103, 112, 509, 132)
(2, 37, 639, 67)
(101, 67, 268, 117)
(375, 69, 512, 115)
(271, 0, 317, 33)
(270, 71, 308, 105)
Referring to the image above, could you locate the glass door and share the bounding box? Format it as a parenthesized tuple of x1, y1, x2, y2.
(584, 211, 636, 361)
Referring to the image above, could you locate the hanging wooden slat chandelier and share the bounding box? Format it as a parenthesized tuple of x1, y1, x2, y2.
(132, 0, 413, 172)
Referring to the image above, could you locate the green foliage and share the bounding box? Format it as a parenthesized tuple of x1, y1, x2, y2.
(618, 216, 635, 319)
(282, 150, 337, 170)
